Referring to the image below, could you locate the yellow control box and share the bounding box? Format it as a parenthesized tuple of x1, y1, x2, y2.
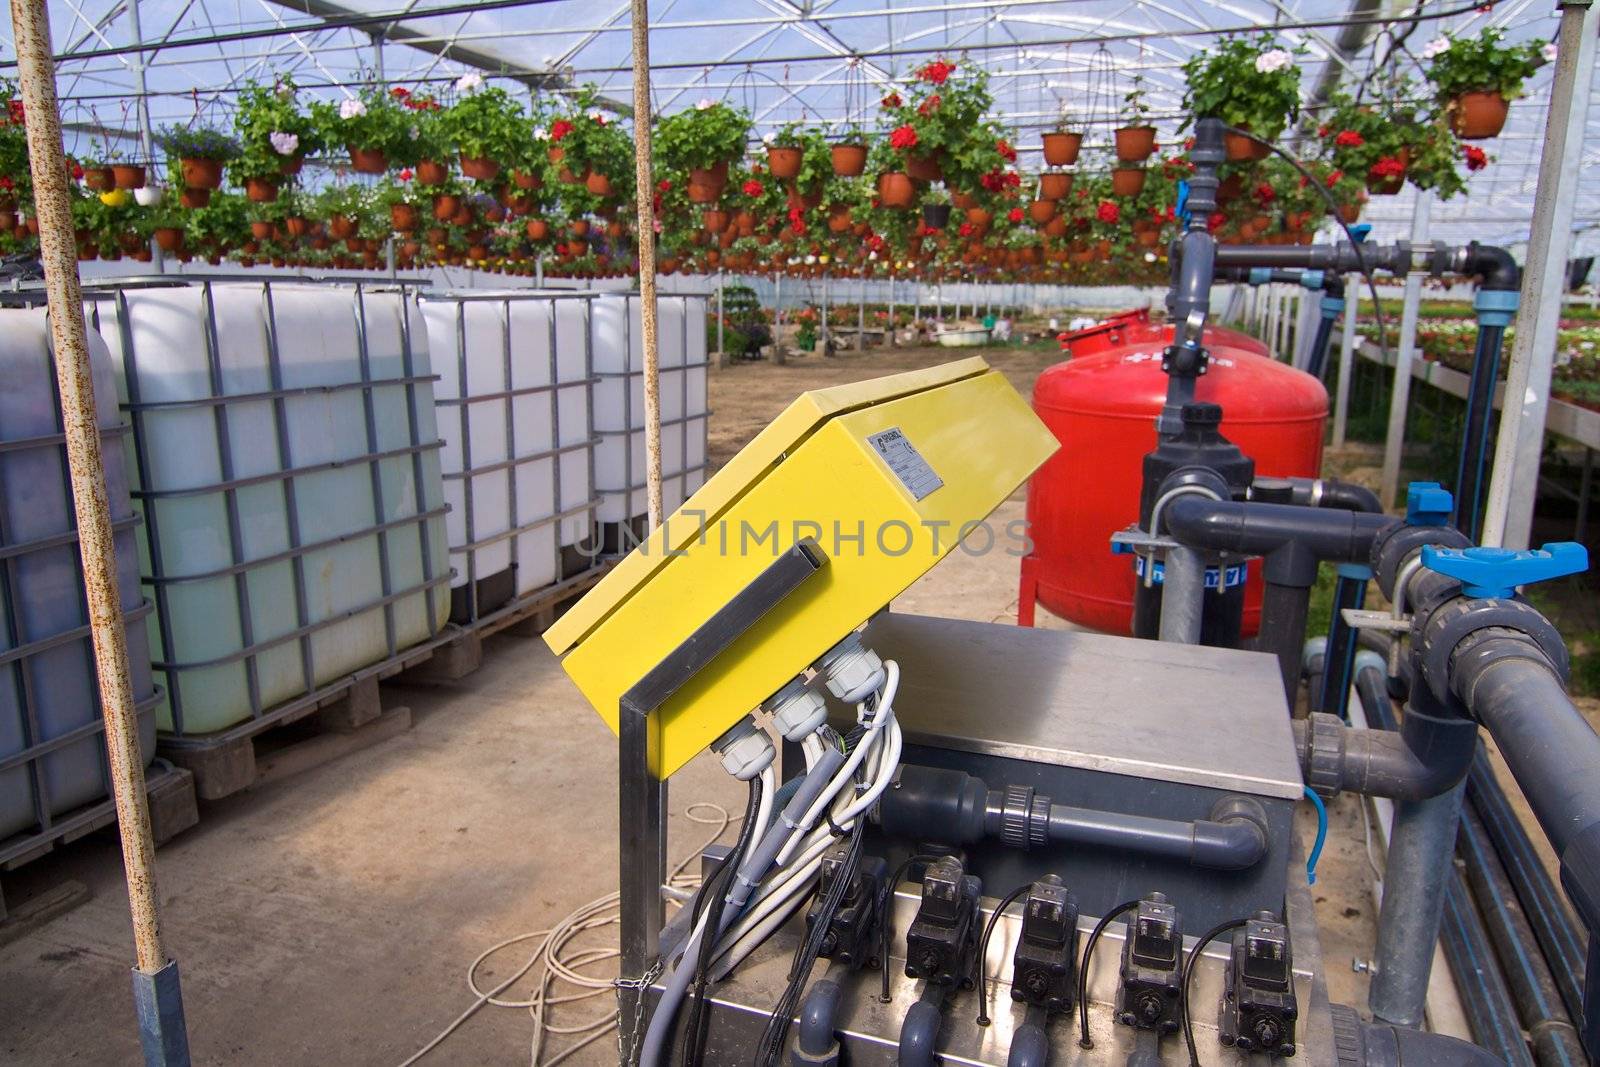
(545, 357, 1057, 777)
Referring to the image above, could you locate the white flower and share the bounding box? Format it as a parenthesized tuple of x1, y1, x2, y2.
(1582, 341, 1595, 351)
(339, 97, 367, 120)
(761, 131, 776, 145)
(1421, 37, 1451, 60)
(455, 72, 483, 93)
(134, 185, 162, 206)
(696, 98, 715, 111)
(1254, 49, 1293, 73)
(408, 125, 420, 140)
(589, 110, 608, 125)
(532, 125, 549, 141)
(1542, 42, 1558, 62)
(268, 131, 299, 156)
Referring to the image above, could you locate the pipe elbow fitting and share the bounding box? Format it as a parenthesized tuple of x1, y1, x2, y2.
(1463, 242, 1519, 291)
(1004, 1022, 1050, 1067)
(1191, 796, 1269, 870)
(794, 979, 843, 1064)
(897, 996, 943, 1067)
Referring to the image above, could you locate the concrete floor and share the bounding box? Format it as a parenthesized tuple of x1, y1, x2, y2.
(0, 342, 1558, 1064)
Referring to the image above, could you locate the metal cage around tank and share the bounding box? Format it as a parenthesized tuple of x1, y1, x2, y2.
(418, 289, 602, 627)
(82, 276, 453, 743)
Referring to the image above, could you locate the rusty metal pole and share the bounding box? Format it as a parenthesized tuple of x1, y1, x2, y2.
(629, 0, 664, 531)
(8, 1, 191, 1063)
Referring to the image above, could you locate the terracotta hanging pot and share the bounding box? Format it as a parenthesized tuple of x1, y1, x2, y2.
(432, 194, 462, 221)
(245, 176, 280, 203)
(329, 214, 358, 239)
(511, 169, 543, 190)
(585, 171, 613, 197)
(390, 204, 420, 232)
(153, 227, 184, 253)
(83, 167, 115, 192)
(950, 190, 978, 212)
(525, 218, 549, 240)
(180, 188, 212, 209)
(250, 220, 274, 240)
(827, 204, 853, 233)
(347, 146, 388, 175)
(461, 155, 501, 181)
(767, 147, 802, 179)
(830, 143, 867, 177)
(417, 160, 449, 185)
(905, 153, 943, 183)
(1224, 128, 1271, 163)
(688, 161, 729, 196)
(1039, 172, 1073, 201)
(570, 219, 590, 237)
(1029, 199, 1057, 224)
(878, 172, 916, 209)
(1042, 131, 1083, 167)
(1449, 91, 1510, 140)
(702, 209, 728, 233)
(1111, 167, 1147, 197)
(111, 164, 147, 190)
(180, 158, 223, 191)
(1113, 126, 1157, 163)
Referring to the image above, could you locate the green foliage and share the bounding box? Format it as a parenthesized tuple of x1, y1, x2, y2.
(232, 79, 322, 182)
(1426, 28, 1547, 102)
(881, 59, 994, 174)
(311, 86, 419, 165)
(550, 86, 634, 197)
(156, 124, 240, 163)
(183, 190, 249, 247)
(437, 86, 527, 162)
(1120, 75, 1153, 125)
(0, 79, 30, 207)
(791, 126, 834, 193)
(655, 101, 751, 172)
(1316, 91, 1464, 200)
(1182, 33, 1303, 140)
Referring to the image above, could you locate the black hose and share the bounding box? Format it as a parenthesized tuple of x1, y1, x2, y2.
(681, 775, 764, 1066)
(974, 883, 1033, 1026)
(1077, 900, 1140, 1049)
(1181, 919, 1248, 1067)
(1453, 322, 1507, 540)
(1441, 870, 1536, 1067)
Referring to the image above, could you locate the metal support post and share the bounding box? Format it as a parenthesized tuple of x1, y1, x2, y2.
(887, 274, 896, 347)
(1481, 0, 1599, 549)
(1333, 289, 1359, 447)
(9, 0, 190, 1061)
(629, 0, 663, 530)
(125, 0, 162, 272)
(857, 276, 865, 351)
(715, 270, 724, 359)
(820, 272, 830, 352)
(1380, 191, 1433, 508)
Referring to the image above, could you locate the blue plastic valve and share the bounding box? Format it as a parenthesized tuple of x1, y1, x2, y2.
(1405, 481, 1453, 527)
(1176, 180, 1190, 224)
(1349, 223, 1371, 244)
(1420, 542, 1589, 600)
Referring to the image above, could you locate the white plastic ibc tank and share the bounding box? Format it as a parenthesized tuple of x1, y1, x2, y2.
(590, 293, 709, 543)
(0, 309, 157, 843)
(86, 280, 451, 738)
(419, 290, 596, 623)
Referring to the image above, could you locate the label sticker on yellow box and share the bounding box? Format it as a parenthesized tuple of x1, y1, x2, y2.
(867, 427, 943, 501)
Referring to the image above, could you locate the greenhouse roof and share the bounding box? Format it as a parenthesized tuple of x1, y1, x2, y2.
(4, 0, 1596, 253)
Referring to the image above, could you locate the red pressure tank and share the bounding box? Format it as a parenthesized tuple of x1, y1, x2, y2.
(1021, 309, 1328, 636)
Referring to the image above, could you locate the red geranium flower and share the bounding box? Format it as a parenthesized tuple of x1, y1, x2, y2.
(1369, 156, 1406, 179)
(550, 119, 574, 142)
(657, 178, 671, 191)
(881, 92, 903, 109)
(889, 125, 919, 150)
(0, 176, 11, 192)
(1256, 183, 1276, 203)
(1004, 172, 1021, 188)
(1096, 200, 1120, 224)
(1007, 207, 1024, 224)
(1325, 169, 1344, 188)
(1334, 130, 1364, 148)
(1463, 145, 1488, 171)
(743, 178, 764, 197)
(996, 139, 1017, 162)
(7, 99, 23, 124)
(398, 168, 414, 182)
(958, 222, 975, 237)
(917, 94, 942, 116)
(918, 60, 955, 85)
(980, 171, 1004, 193)
(1317, 124, 1330, 138)
(71, 162, 84, 180)
(1207, 211, 1226, 232)
(391, 87, 411, 99)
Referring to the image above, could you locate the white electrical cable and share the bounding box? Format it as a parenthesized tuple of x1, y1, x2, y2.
(397, 801, 741, 1067)
(774, 661, 900, 865)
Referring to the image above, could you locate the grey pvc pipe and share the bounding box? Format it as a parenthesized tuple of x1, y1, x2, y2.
(795, 976, 843, 1064)
(1157, 545, 1206, 644)
(1046, 803, 1266, 870)
(1006, 1006, 1051, 1067)
(1369, 778, 1467, 1028)
(1293, 673, 1477, 801)
(1124, 1028, 1164, 1067)
(898, 984, 944, 1067)
(1354, 1014, 1519, 1067)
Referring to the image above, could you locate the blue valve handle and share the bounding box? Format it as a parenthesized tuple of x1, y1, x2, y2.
(1420, 542, 1589, 600)
(1406, 481, 1453, 527)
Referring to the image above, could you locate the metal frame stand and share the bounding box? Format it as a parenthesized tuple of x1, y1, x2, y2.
(614, 539, 828, 1064)
(1380, 191, 1433, 509)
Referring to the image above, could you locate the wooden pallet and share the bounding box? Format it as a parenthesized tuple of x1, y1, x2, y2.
(158, 659, 426, 802)
(400, 565, 608, 685)
(0, 760, 197, 938)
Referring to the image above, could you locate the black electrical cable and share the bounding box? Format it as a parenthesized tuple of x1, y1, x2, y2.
(1220, 125, 1392, 380)
(679, 775, 764, 1067)
(879, 853, 946, 1003)
(974, 883, 1033, 1026)
(754, 818, 867, 1067)
(1076, 899, 1141, 1048)
(1180, 918, 1250, 1067)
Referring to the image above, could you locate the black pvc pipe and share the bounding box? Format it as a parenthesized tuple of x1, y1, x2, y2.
(1441, 870, 1538, 1066)
(1305, 307, 1338, 381)
(1259, 577, 1313, 701)
(1468, 749, 1589, 1027)
(1453, 322, 1507, 541)
(1458, 805, 1588, 1066)
(1163, 496, 1396, 562)
(1315, 573, 1367, 719)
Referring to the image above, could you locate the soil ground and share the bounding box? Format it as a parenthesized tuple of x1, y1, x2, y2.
(1, 340, 1590, 1065)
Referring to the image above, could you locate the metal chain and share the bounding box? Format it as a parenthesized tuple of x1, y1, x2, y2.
(614, 957, 664, 1066)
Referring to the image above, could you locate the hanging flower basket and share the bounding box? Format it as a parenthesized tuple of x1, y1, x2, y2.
(417, 160, 449, 185)
(111, 164, 147, 190)
(878, 172, 916, 208)
(180, 158, 224, 191)
(1041, 131, 1082, 166)
(1039, 173, 1073, 200)
(904, 153, 943, 183)
(431, 193, 461, 221)
(511, 168, 542, 190)
(585, 171, 614, 197)
(460, 156, 500, 181)
(1111, 167, 1147, 197)
(767, 146, 803, 179)
(390, 203, 420, 232)
(1224, 127, 1270, 162)
(153, 227, 184, 253)
(921, 202, 951, 229)
(1113, 126, 1156, 163)
(702, 208, 728, 234)
(830, 143, 867, 177)
(180, 188, 212, 209)
(1029, 199, 1057, 224)
(348, 146, 388, 174)
(525, 218, 548, 240)
(1448, 91, 1510, 140)
(245, 176, 280, 203)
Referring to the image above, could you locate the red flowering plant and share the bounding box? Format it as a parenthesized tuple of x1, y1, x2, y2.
(878, 59, 998, 190)
(0, 78, 31, 210)
(1317, 89, 1465, 199)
